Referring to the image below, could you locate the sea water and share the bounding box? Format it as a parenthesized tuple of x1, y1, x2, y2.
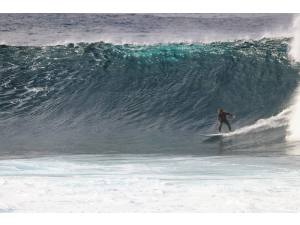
(0, 14, 300, 212)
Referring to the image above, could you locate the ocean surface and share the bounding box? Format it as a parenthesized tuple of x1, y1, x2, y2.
(0, 13, 300, 212)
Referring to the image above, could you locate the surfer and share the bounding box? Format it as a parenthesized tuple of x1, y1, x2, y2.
(217, 108, 233, 132)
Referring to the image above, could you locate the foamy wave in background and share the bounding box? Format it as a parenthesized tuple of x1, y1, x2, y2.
(0, 14, 296, 46)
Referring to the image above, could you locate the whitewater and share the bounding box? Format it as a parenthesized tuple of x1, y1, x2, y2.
(0, 14, 300, 212)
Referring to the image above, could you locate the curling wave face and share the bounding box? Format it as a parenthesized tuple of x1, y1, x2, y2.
(0, 38, 299, 156)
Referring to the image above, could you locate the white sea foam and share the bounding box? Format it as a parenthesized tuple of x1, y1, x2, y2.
(25, 86, 46, 93)
(287, 15, 300, 142)
(0, 155, 300, 212)
(224, 109, 290, 137)
(287, 86, 300, 142)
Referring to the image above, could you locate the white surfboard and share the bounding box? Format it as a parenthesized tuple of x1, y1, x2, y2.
(199, 133, 225, 137)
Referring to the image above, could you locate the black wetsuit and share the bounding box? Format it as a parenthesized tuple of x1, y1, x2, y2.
(218, 111, 232, 132)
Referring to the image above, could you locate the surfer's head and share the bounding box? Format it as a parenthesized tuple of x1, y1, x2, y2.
(218, 108, 223, 113)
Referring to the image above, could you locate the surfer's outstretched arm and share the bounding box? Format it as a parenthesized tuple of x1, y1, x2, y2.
(225, 112, 233, 116)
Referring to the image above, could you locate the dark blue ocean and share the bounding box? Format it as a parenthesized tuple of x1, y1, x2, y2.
(0, 14, 300, 212)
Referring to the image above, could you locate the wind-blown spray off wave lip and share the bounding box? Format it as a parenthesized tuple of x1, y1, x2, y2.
(0, 38, 299, 155)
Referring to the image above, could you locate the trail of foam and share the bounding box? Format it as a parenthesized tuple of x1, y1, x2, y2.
(224, 109, 290, 137)
(287, 85, 300, 142)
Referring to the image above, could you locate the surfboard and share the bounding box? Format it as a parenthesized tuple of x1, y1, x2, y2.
(199, 131, 234, 137)
(199, 133, 224, 137)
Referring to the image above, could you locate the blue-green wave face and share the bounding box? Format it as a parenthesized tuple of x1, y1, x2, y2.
(0, 39, 299, 155)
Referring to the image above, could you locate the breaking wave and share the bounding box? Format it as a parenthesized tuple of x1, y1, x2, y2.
(0, 38, 299, 155)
